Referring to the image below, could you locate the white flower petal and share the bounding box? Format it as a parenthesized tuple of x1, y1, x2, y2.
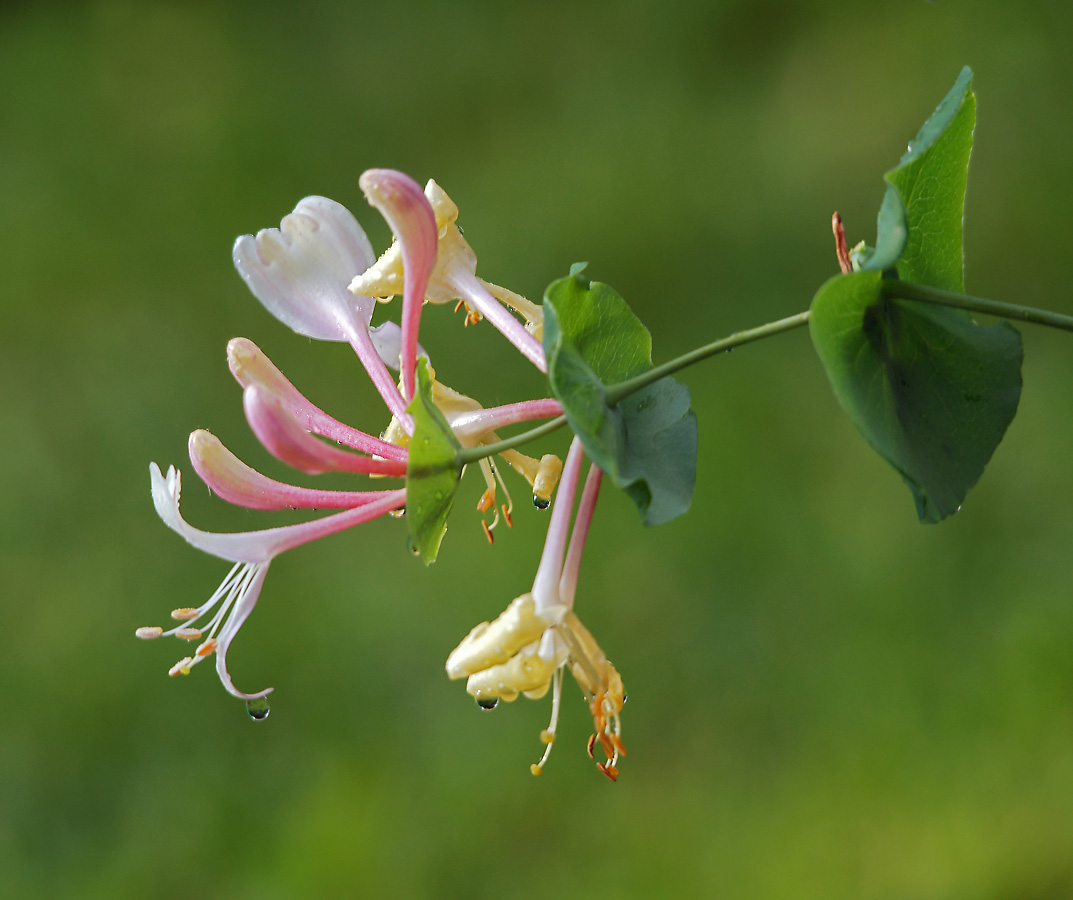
(233, 196, 377, 342)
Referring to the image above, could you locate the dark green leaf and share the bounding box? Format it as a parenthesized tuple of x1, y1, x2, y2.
(543, 270, 697, 525)
(810, 270, 1023, 522)
(405, 358, 462, 564)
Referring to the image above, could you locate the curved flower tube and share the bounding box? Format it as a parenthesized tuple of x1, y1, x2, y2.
(138, 464, 406, 700)
(226, 338, 407, 461)
(189, 430, 403, 511)
(358, 169, 437, 403)
(233, 196, 410, 425)
(350, 179, 547, 372)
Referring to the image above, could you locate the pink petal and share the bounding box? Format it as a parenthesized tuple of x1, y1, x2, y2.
(189, 430, 404, 510)
(227, 338, 407, 462)
(359, 169, 437, 402)
(150, 463, 406, 562)
(242, 385, 408, 477)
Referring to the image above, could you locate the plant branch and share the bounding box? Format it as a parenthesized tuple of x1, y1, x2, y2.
(458, 309, 813, 464)
(883, 280, 1073, 332)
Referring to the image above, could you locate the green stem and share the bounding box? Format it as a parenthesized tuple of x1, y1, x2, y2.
(458, 309, 812, 464)
(605, 310, 811, 405)
(458, 415, 568, 465)
(883, 280, 1073, 331)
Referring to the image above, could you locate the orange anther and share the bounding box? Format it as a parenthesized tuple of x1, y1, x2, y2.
(501, 505, 513, 528)
(586, 734, 597, 758)
(597, 761, 619, 782)
(599, 732, 616, 761)
(170, 607, 199, 621)
(174, 627, 203, 641)
(477, 489, 495, 513)
(482, 520, 494, 545)
(611, 734, 628, 758)
(195, 638, 217, 657)
(454, 299, 465, 314)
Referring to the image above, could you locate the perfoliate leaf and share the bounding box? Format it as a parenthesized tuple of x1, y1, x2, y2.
(405, 358, 462, 564)
(810, 271, 1022, 522)
(544, 269, 697, 525)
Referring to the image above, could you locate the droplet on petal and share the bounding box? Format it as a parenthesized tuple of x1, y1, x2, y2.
(246, 697, 271, 720)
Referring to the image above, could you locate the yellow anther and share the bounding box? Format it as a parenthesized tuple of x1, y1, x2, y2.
(135, 626, 163, 640)
(170, 608, 200, 621)
(540, 729, 555, 745)
(174, 627, 203, 641)
(530, 764, 543, 776)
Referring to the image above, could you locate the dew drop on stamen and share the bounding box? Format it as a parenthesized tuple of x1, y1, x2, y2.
(245, 697, 271, 721)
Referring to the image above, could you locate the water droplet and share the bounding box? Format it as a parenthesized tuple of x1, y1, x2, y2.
(389, 505, 406, 519)
(246, 697, 271, 721)
(532, 495, 550, 510)
(476, 697, 499, 711)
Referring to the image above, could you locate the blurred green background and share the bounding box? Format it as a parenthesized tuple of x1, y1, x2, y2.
(3, 1, 1073, 897)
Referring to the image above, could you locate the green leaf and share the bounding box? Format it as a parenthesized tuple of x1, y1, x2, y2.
(405, 358, 463, 564)
(886, 66, 976, 291)
(859, 184, 907, 273)
(543, 270, 697, 525)
(810, 270, 1022, 522)
(861, 67, 974, 289)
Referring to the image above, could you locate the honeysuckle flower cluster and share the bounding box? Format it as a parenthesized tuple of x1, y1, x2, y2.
(446, 436, 626, 779)
(140, 168, 624, 777)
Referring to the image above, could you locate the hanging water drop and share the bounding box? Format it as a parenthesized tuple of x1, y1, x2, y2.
(532, 495, 550, 510)
(476, 697, 499, 711)
(246, 697, 271, 721)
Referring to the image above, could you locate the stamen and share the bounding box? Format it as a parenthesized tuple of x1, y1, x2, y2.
(482, 520, 494, 545)
(454, 299, 465, 314)
(195, 638, 218, 657)
(586, 733, 597, 758)
(598, 731, 616, 761)
(597, 761, 619, 782)
(135, 626, 163, 640)
(530, 668, 563, 776)
(170, 608, 200, 621)
(477, 489, 495, 513)
(169, 657, 194, 677)
(174, 627, 203, 641)
(501, 504, 513, 528)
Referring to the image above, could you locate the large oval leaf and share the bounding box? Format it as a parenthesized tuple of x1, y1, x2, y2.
(810, 270, 1022, 522)
(543, 268, 697, 526)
